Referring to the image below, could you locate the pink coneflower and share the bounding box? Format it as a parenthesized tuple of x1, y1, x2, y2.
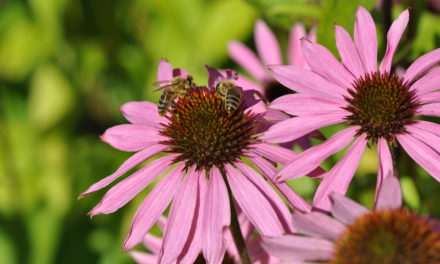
(262, 6, 440, 210)
(262, 175, 440, 263)
(228, 19, 315, 102)
(130, 215, 280, 264)
(80, 60, 310, 263)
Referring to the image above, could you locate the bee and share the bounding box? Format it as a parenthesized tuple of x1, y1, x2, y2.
(155, 75, 195, 116)
(215, 80, 242, 113)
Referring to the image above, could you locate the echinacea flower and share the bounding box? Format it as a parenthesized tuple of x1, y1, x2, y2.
(263, 6, 440, 210)
(262, 175, 440, 263)
(80, 60, 311, 263)
(130, 215, 280, 264)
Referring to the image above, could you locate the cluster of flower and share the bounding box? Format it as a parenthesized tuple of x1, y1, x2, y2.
(80, 6, 440, 264)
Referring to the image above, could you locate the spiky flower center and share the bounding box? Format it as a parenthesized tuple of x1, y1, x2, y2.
(160, 87, 260, 171)
(344, 72, 419, 144)
(332, 209, 440, 264)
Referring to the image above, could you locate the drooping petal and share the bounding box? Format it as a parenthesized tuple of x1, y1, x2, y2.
(236, 161, 294, 233)
(120, 101, 165, 127)
(225, 164, 285, 236)
(403, 48, 440, 83)
(292, 211, 345, 241)
(123, 163, 184, 250)
(330, 192, 369, 225)
(261, 113, 347, 143)
(410, 67, 440, 95)
(379, 10, 409, 74)
(375, 174, 402, 210)
(255, 19, 282, 66)
(178, 175, 207, 264)
(354, 6, 378, 74)
(89, 155, 176, 216)
(278, 127, 358, 181)
(375, 138, 394, 207)
(270, 94, 346, 116)
(228, 41, 268, 81)
(313, 135, 367, 211)
(234, 74, 264, 94)
(288, 23, 306, 67)
(247, 153, 312, 212)
(202, 167, 230, 264)
(398, 129, 440, 181)
(157, 59, 173, 82)
(416, 103, 440, 117)
(302, 39, 355, 89)
(159, 167, 199, 264)
(261, 235, 334, 261)
(335, 25, 365, 77)
(418, 91, 440, 104)
(100, 125, 165, 152)
(269, 65, 347, 102)
(251, 143, 296, 165)
(143, 233, 163, 254)
(79, 144, 167, 197)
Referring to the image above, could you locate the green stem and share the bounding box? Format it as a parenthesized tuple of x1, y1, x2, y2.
(219, 166, 251, 264)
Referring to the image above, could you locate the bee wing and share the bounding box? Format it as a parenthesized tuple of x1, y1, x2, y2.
(152, 81, 175, 91)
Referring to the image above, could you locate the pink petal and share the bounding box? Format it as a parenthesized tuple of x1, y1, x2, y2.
(410, 67, 440, 95)
(416, 103, 440, 117)
(247, 153, 312, 213)
(236, 161, 294, 233)
(177, 175, 207, 264)
(335, 25, 365, 77)
(270, 94, 346, 116)
(225, 164, 285, 236)
(375, 174, 402, 210)
(330, 192, 369, 224)
(398, 129, 440, 181)
(130, 251, 157, 264)
(79, 144, 167, 197)
(123, 163, 184, 250)
(269, 65, 346, 102)
(313, 135, 367, 211)
(101, 125, 165, 152)
(292, 211, 345, 241)
(379, 10, 409, 74)
(159, 167, 199, 264)
(278, 127, 358, 181)
(255, 19, 282, 66)
(202, 167, 230, 264)
(120, 101, 165, 127)
(375, 138, 394, 207)
(261, 113, 347, 143)
(288, 23, 306, 67)
(89, 155, 176, 216)
(251, 143, 296, 165)
(354, 6, 378, 74)
(143, 233, 162, 254)
(228, 41, 268, 81)
(261, 235, 334, 261)
(410, 120, 440, 137)
(418, 91, 440, 104)
(403, 48, 440, 83)
(301, 39, 355, 89)
(235, 74, 264, 94)
(157, 59, 173, 82)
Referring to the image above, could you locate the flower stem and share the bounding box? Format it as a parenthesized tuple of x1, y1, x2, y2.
(220, 166, 251, 264)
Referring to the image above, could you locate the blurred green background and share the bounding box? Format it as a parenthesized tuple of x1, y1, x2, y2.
(0, 0, 439, 263)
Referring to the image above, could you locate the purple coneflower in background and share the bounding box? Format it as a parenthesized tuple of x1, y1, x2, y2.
(262, 6, 440, 210)
(79, 60, 312, 264)
(130, 215, 280, 264)
(262, 175, 440, 263)
(229, 20, 318, 150)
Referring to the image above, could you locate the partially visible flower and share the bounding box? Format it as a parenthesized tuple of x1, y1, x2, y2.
(263, 6, 440, 210)
(80, 60, 310, 263)
(262, 175, 440, 263)
(229, 20, 318, 150)
(130, 215, 280, 264)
